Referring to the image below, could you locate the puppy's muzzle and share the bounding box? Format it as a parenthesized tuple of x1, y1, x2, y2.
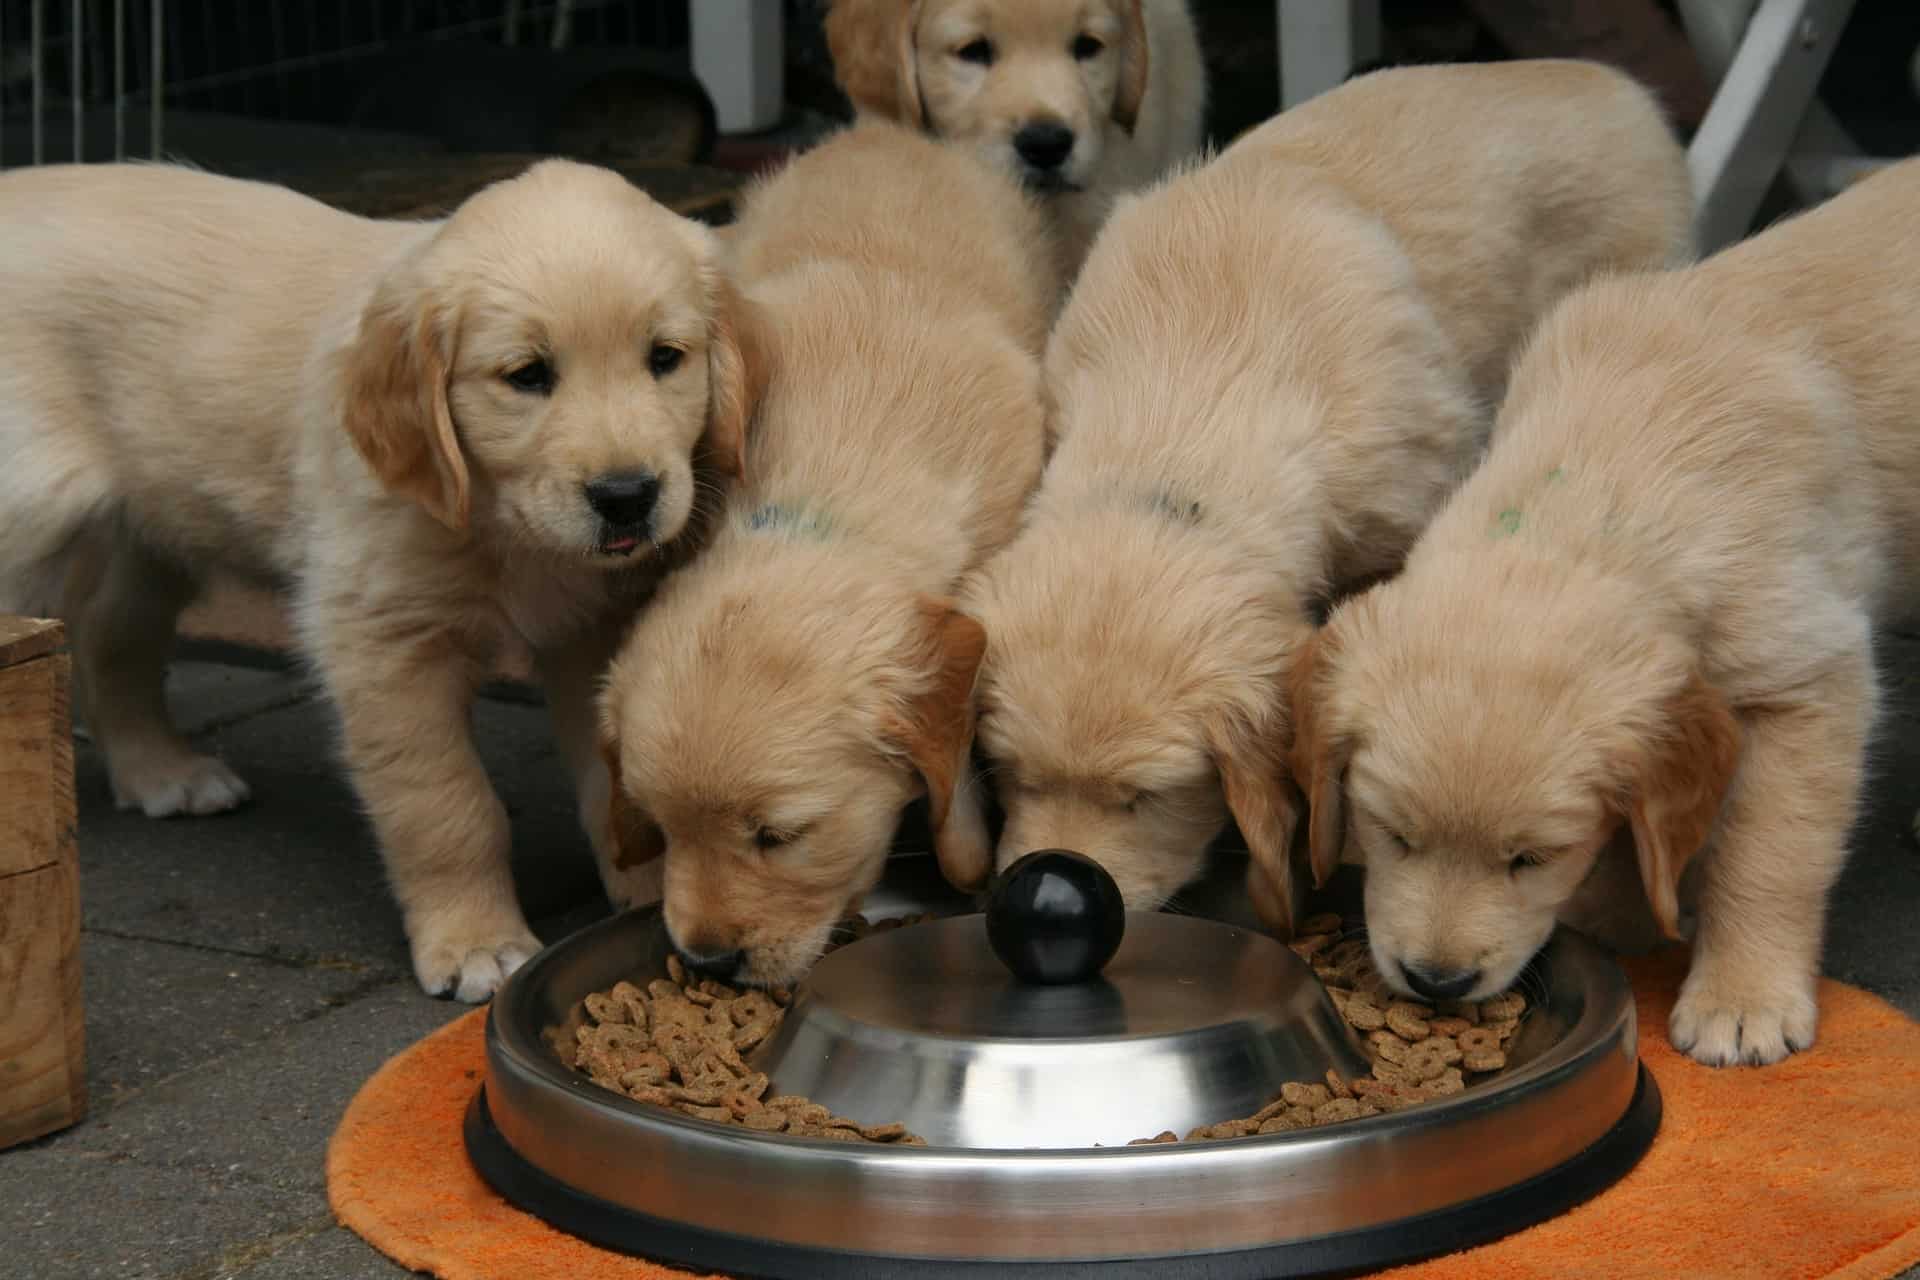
(585, 469, 660, 552)
(1400, 961, 1483, 1002)
(1013, 120, 1077, 189)
(673, 942, 745, 981)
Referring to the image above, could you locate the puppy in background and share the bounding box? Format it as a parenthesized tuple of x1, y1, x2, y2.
(947, 62, 1693, 923)
(1290, 157, 1920, 1066)
(598, 121, 1055, 987)
(0, 160, 751, 1000)
(823, 0, 1205, 279)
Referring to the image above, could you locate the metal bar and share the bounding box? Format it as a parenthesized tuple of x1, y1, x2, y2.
(1, 1, 8, 171)
(149, 0, 160, 158)
(71, 0, 83, 161)
(1686, 0, 1856, 252)
(1278, 0, 1381, 110)
(114, 0, 124, 159)
(33, 0, 45, 165)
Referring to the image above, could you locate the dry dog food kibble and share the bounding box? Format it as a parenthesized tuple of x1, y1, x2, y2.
(551, 914, 934, 1145)
(1136, 915, 1528, 1143)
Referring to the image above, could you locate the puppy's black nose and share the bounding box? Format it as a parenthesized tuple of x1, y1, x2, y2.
(675, 944, 744, 980)
(1013, 121, 1076, 171)
(1401, 962, 1482, 1002)
(585, 471, 660, 530)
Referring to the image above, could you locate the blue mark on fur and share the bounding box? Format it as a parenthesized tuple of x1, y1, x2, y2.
(745, 503, 835, 541)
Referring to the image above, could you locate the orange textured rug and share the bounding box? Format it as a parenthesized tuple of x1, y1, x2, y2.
(328, 949, 1920, 1280)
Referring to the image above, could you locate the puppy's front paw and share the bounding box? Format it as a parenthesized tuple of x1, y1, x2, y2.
(111, 750, 251, 817)
(598, 857, 664, 912)
(1669, 965, 1818, 1066)
(410, 919, 543, 1003)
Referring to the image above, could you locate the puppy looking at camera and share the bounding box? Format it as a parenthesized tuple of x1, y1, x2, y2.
(824, 0, 1205, 279)
(597, 121, 1055, 987)
(0, 159, 751, 1000)
(1290, 157, 1920, 1067)
(946, 62, 1692, 924)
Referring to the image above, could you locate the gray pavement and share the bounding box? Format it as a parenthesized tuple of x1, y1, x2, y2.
(4, 634, 1919, 1279)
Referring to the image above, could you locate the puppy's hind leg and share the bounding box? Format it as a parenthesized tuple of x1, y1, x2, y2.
(67, 533, 251, 818)
(1670, 644, 1872, 1066)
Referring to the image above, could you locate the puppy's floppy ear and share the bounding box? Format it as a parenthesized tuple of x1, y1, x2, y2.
(1620, 672, 1741, 941)
(824, 0, 925, 127)
(1288, 627, 1352, 892)
(599, 732, 666, 870)
(340, 269, 469, 531)
(1111, 0, 1151, 133)
(703, 275, 767, 484)
(888, 596, 992, 891)
(1205, 703, 1303, 939)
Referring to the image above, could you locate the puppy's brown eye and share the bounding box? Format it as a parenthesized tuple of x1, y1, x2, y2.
(503, 358, 554, 394)
(1072, 34, 1104, 59)
(956, 38, 995, 65)
(648, 343, 684, 378)
(1387, 829, 1412, 852)
(753, 826, 800, 851)
(1124, 791, 1149, 814)
(1509, 849, 1547, 874)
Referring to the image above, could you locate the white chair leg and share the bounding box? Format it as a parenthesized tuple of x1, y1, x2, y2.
(1278, 0, 1382, 110)
(691, 0, 786, 135)
(1683, 0, 1857, 252)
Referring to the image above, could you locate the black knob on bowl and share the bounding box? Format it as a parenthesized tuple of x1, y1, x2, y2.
(987, 850, 1126, 985)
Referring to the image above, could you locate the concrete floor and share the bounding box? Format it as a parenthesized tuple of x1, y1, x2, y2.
(2, 628, 1916, 1279)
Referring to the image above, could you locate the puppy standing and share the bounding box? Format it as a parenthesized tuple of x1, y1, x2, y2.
(1290, 158, 1920, 1066)
(597, 121, 1056, 987)
(0, 161, 750, 1000)
(946, 62, 1693, 921)
(824, 0, 1205, 279)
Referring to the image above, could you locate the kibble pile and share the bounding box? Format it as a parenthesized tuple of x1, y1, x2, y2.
(550, 915, 929, 1145)
(555, 911, 1529, 1148)
(1128, 913, 1527, 1143)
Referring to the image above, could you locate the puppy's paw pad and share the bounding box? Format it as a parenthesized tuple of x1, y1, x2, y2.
(113, 754, 251, 818)
(1669, 974, 1817, 1067)
(413, 929, 542, 1003)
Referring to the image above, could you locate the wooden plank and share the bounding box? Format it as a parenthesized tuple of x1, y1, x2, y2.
(0, 652, 72, 879)
(0, 859, 87, 1149)
(0, 622, 84, 1148)
(0, 616, 64, 670)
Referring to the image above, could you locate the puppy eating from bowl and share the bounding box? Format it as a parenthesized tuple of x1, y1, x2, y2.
(0, 158, 751, 1001)
(597, 121, 1056, 987)
(1289, 157, 1920, 1066)
(823, 0, 1205, 280)
(945, 61, 1694, 928)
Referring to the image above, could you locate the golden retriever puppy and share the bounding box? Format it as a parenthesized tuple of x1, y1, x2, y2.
(597, 121, 1055, 987)
(946, 61, 1692, 921)
(1290, 157, 1920, 1065)
(823, 0, 1205, 278)
(0, 160, 751, 1001)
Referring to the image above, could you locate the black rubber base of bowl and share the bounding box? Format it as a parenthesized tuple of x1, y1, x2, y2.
(465, 1066, 1660, 1279)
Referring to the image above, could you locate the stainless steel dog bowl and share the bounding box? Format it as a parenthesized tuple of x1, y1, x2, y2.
(467, 854, 1659, 1276)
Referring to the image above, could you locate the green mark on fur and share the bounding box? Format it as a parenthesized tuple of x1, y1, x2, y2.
(744, 503, 835, 541)
(1546, 466, 1566, 484)
(1491, 508, 1524, 538)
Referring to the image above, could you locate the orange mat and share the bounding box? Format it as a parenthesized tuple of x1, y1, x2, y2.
(328, 948, 1920, 1280)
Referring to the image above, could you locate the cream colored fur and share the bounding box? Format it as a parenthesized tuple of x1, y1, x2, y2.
(823, 0, 1205, 280)
(0, 160, 751, 1002)
(1292, 157, 1920, 1066)
(598, 122, 1056, 986)
(950, 61, 1693, 921)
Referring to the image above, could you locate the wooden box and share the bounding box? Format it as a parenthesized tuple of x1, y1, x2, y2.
(0, 616, 86, 1149)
